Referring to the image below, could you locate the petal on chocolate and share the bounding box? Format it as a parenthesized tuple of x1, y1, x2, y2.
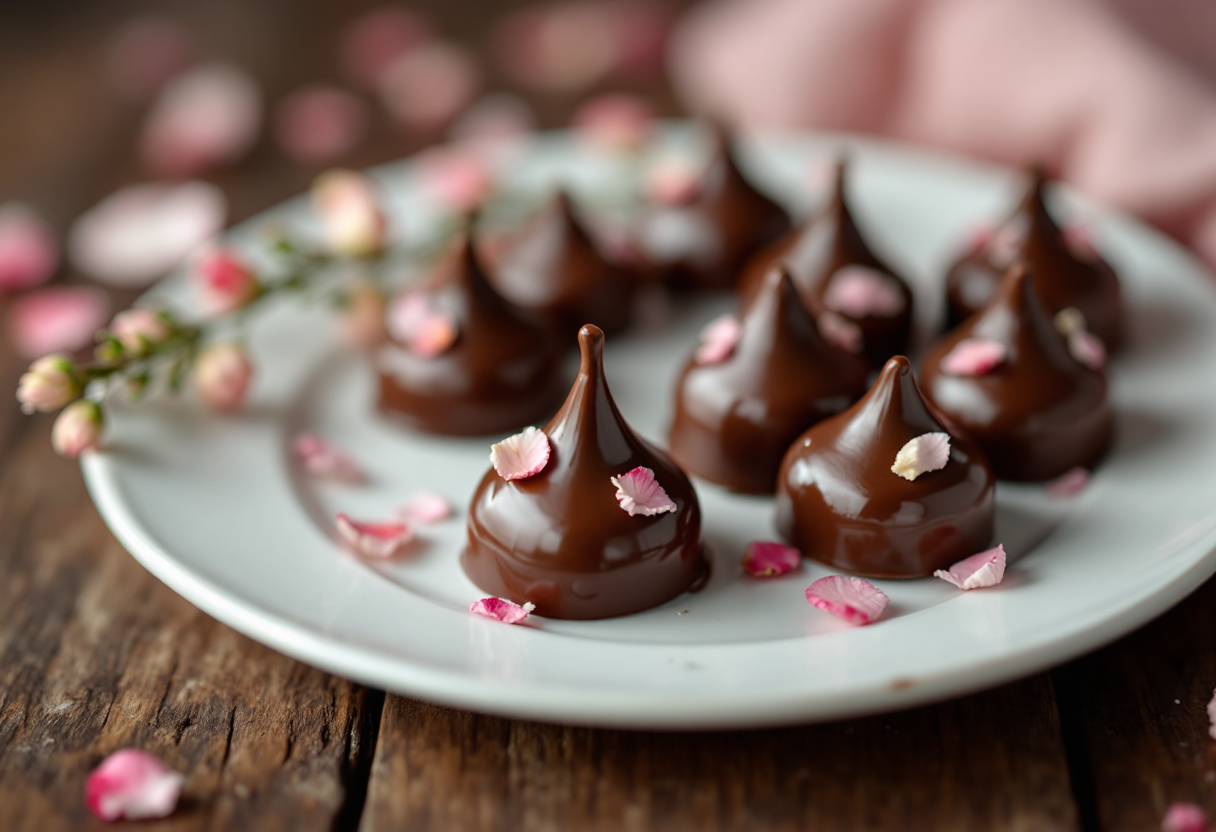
(611, 466, 677, 516)
(941, 337, 1007, 376)
(398, 492, 453, 523)
(490, 426, 551, 481)
(891, 432, 951, 481)
(694, 313, 741, 364)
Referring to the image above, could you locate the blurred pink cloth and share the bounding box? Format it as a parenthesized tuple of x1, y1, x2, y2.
(671, 0, 1216, 270)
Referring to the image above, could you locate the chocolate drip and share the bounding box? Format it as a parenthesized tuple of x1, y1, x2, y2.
(776, 355, 995, 578)
(668, 266, 868, 494)
(739, 161, 914, 367)
(462, 324, 705, 620)
(944, 166, 1124, 348)
(922, 262, 1113, 480)
(377, 233, 566, 436)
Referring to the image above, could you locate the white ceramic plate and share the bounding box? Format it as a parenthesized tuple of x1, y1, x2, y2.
(83, 126, 1216, 729)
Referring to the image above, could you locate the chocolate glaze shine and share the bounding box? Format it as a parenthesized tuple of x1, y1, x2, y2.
(668, 266, 868, 494)
(377, 235, 567, 436)
(945, 167, 1124, 348)
(486, 191, 635, 337)
(922, 262, 1113, 481)
(776, 356, 995, 579)
(738, 162, 914, 367)
(462, 325, 705, 620)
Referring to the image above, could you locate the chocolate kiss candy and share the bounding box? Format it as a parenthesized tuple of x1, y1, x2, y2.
(738, 160, 914, 368)
(377, 233, 566, 436)
(944, 166, 1124, 348)
(922, 262, 1114, 481)
(487, 190, 636, 337)
(668, 266, 868, 494)
(776, 355, 995, 579)
(462, 324, 706, 620)
(638, 123, 791, 291)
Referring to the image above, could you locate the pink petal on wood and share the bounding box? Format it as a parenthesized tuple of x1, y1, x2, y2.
(398, 493, 452, 524)
(742, 541, 800, 578)
(934, 544, 1007, 590)
(274, 85, 368, 164)
(1046, 467, 1090, 496)
(1069, 330, 1107, 370)
(941, 338, 1007, 376)
(335, 512, 413, 559)
(694, 314, 741, 364)
(8, 286, 109, 359)
(85, 749, 183, 821)
(805, 575, 888, 626)
(891, 432, 951, 481)
(817, 311, 863, 354)
(470, 597, 535, 624)
(294, 434, 365, 484)
(822, 266, 904, 318)
(1162, 803, 1210, 832)
(490, 426, 550, 481)
(0, 204, 59, 292)
(611, 466, 677, 516)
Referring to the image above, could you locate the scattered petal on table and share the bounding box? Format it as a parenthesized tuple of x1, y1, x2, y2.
(611, 466, 677, 516)
(805, 575, 888, 626)
(891, 433, 951, 481)
(398, 493, 452, 524)
(742, 541, 800, 578)
(335, 513, 413, 559)
(470, 597, 535, 624)
(1046, 467, 1090, 496)
(490, 426, 550, 481)
(934, 544, 1006, 590)
(294, 434, 365, 484)
(8, 286, 109, 359)
(85, 749, 183, 821)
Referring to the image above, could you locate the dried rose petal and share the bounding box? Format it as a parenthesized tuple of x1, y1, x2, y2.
(805, 575, 888, 626)
(1046, 467, 1090, 496)
(573, 93, 653, 153)
(388, 291, 459, 358)
(1069, 330, 1107, 370)
(611, 466, 677, 517)
(941, 338, 1007, 376)
(822, 266, 904, 318)
(934, 544, 1006, 590)
(379, 41, 482, 132)
(8, 286, 109, 359)
(891, 432, 951, 481)
(85, 749, 183, 821)
(817, 311, 863, 354)
(338, 7, 433, 90)
(0, 203, 59, 292)
(470, 596, 535, 624)
(414, 147, 495, 213)
(490, 426, 550, 481)
(694, 314, 741, 365)
(335, 512, 413, 559)
(742, 541, 800, 578)
(1162, 803, 1209, 832)
(274, 85, 368, 164)
(398, 493, 452, 524)
(294, 434, 364, 484)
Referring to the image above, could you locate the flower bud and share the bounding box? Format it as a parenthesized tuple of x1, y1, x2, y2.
(194, 343, 253, 411)
(16, 354, 80, 414)
(311, 169, 387, 258)
(110, 308, 172, 355)
(52, 399, 104, 457)
(195, 246, 260, 315)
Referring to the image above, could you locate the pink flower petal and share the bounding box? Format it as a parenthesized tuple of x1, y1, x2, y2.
(388, 291, 459, 357)
(573, 93, 653, 153)
(294, 434, 365, 484)
(379, 41, 482, 132)
(0, 204, 59, 292)
(470, 596, 536, 624)
(338, 7, 433, 90)
(139, 63, 262, 177)
(934, 544, 1006, 590)
(1069, 330, 1107, 370)
(104, 16, 198, 103)
(491, 426, 550, 481)
(891, 432, 951, 481)
(274, 85, 368, 165)
(742, 541, 800, 578)
(335, 512, 413, 559)
(414, 147, 495, 213)
(1163, 803, 1210, 832)
(1046, 467, 1090, 496)
(694, 314, 741, 364)
(8, 286, 109, 359)
(85, 749, 183, 822)
(1063, 224, 1098, 261)
(817, 311, 863, 354)
(194, 245, 260, 316)
(69, 181, 226, 287)
(1207, 688, 1216, 741)
(822, 266, 905, 318)
(398, 493, 452, 524)
(805, 575, 888, 626)
(611, 466, 677, 517)
(941, 337, 1007, 376)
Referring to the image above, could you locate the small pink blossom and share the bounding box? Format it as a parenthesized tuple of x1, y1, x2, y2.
(379, 41, 482, 132)
(17, 355, 79, 414)
(52, 399, 104, 458)
(470, 597, 535, 624)
(338, 7, 433, 90)
(1064, 224, 1098, 261)
(85, 749, 183, 821)
(490, 426, 550, 481)
(805, 575, 889, 626)
(336, 512, 413, 559)
(694, 314, 741, 365)
(742, 541, 800, 578)
(110, 308, 172, 355)
(8, 286, 110, 359)
(1046, 467, 1090, 496)
(398, 493, 452, 524)
(1207, 688, 1216, 741)
(68, 181, 226, 287)
(823, 266, 904, 318)
(0, 203, 58, 292)
(388, 291, 458, 357)
(104, 16, 197, 102)
(573, 93, 653, 153)
(646, 158, 700, 205)
(941, 338, 1007, 376)
(341, 282, 388, 349)
(274, 85, 368, 165)
(817, 311, 863, 354)
(891, 432, 951, 481)
(1162, 803, 1209, 832)
(294, 434, 364, 484)
(312, 170, 388, 259)
(415, 147, 496, 213)
(934, 544, 1006, 590)
(140, 63, 261, 177)
(194, 343, 253, 411)
(1069, 330, 1107, 371)
(194, 245, 260, 315)
(611, 466, 677, 517)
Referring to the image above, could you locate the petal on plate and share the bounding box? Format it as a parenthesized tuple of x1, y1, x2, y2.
(0, 203, 59, 292)
(742, 541, 801, 578)
(1162, 803, 1209, 832)
(398, 492, 452, 524)
(8, 286, 109, 359)
(274, 85, 368, 165)
(891, 432, 951, 481)
(469, 596, 535, 624)
(933, 544, 1006, 590)
(817, 311, 863, 354)
(294, 433, 365, 484)
(611, 466, 677, 516)
(822, 266, 904, 318)
(941, 338, 1007, 376)
(1069, 330, 1107, 371)
(335, 512, 413, 559)
(805, 575, 888, 626)
(694, 313, 741, 364)
(490, 426, 550, 481)
(85, 749, 184, 822)
(1046, 467, 1090, 496)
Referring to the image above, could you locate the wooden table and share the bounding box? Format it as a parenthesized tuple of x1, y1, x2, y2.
(2, 2, 1213, 829)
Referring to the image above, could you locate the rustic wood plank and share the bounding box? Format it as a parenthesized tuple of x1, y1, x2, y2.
(362, 675, 1081, 832)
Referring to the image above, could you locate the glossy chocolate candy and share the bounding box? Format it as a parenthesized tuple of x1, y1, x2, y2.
(738, 161, 914, 368)
(377, 234, 566, 436)
(462, 324, 706, 620)
(776, 355, 995, 579)
(922, 262, 1113, 481)
(668, 266, 868, 494)
(944, 167, 1124, 348)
